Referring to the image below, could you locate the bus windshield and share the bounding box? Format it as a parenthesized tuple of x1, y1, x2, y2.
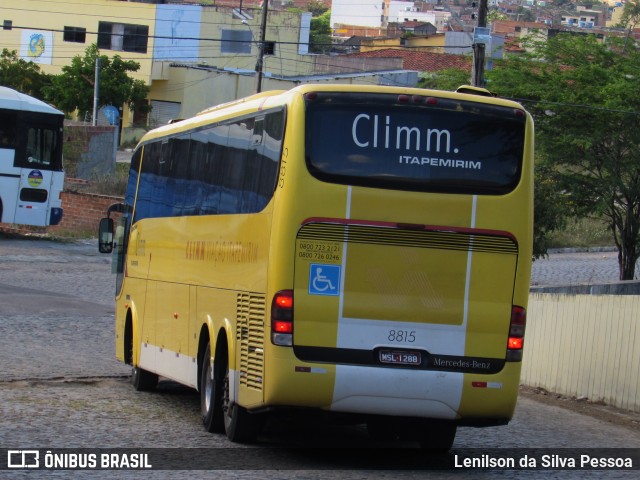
(305, 92, 526, 195)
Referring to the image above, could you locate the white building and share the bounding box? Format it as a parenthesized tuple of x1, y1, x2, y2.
(331, 0, 386, 28)
(394, 8, 451, 32)
(331, 0, 451, 32)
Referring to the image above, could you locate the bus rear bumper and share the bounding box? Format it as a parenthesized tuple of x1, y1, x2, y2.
(264, 357, 521, 422)
(329, 364, 462, 419)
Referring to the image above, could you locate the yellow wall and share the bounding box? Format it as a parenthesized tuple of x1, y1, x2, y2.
(360, 35, 446, 54)
(360, 37, 401, 52)
(0, 0, 156, 83)
(606, 6, 625, 28)
(406, 34, 446, 53)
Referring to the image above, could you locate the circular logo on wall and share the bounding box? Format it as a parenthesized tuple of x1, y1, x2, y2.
(28, 170, 43, 187)
(28, 33, 46, 58)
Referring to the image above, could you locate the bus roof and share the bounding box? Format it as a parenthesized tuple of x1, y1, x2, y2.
(0, 86, 63, 116)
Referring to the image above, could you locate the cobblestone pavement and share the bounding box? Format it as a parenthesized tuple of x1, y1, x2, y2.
(0, 238, 114, 311)
(1, 236, 639, 478)
(530, 249, 623, 287)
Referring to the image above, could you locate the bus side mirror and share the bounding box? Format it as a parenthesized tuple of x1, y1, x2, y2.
(98, 217, 114, 253)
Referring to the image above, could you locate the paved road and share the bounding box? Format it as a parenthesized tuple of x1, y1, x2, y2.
(1, 236, 639, 478)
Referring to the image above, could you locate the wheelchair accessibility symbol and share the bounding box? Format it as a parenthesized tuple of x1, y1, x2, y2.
(308, 264, 341, 296)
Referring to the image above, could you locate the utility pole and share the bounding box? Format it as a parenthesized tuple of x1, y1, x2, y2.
(92, 57, 100, 126)
(471, 0, 488, 87)
(255, 0, 269, 93)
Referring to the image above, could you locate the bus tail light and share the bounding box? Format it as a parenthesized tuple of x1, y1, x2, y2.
(271, 290, 293, 346)
(506, 305, 526, 362)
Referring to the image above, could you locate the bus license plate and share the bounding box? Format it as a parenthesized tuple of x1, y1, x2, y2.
(379, 350, 421, 366)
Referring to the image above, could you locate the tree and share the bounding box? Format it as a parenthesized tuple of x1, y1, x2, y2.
(0, 49, 50, 98)
(45, 44, 150, 120)
(487, 9, 509, 24)
(619, 0, 640, 28)
(418, 68, 470, 91)
(619, 0, 640, 53)
(306, 0, 329, 17)
(487, 33, 640, 279)
(530, 163, 568, 260)
(309, 10, 332, 54)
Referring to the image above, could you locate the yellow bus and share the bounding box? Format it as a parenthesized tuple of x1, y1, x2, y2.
(99, 84, 533, 449)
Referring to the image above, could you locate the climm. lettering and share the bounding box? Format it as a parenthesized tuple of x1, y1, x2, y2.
(352, 114, 456, 153)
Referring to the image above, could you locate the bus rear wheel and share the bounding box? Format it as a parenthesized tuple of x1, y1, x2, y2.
(417, 421, 457, 451)
(131, 365, 158, 391)
(222, 353, 262, 443)
(201, 342, 224, 433)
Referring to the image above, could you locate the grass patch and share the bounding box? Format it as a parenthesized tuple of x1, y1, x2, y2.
(88, 164, 129, 196)
(547, 217, 612, 248)
(67, 163, 129, 197)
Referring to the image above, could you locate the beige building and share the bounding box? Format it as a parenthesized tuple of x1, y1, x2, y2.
(0, 0, 309, 134)
(606, 1, 626, 28)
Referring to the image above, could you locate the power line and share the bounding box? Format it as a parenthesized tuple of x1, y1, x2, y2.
(5, 23, 475, 56)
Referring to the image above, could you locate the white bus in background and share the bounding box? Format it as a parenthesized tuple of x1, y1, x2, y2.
(0, 86, 64, 227)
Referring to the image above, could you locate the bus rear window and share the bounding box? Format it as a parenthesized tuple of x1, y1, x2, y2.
(304, 93, 526, 195)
